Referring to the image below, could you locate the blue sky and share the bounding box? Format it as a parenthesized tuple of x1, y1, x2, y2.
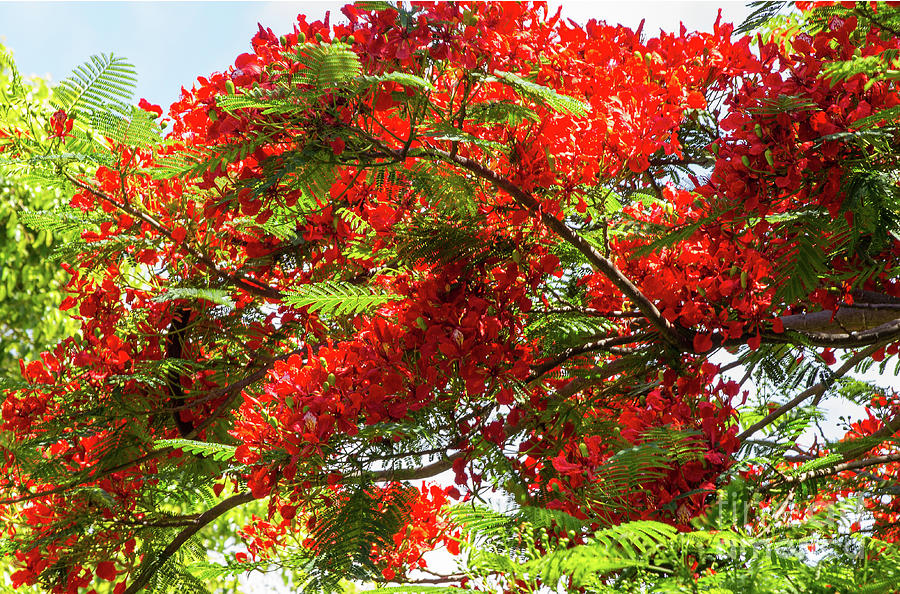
(1, 2, 751, 109)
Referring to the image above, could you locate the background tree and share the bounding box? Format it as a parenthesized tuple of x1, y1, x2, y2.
(0, 45, 77, 377)
(0, 2, 899, 593)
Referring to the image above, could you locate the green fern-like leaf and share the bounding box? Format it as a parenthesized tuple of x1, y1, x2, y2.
(152, 288, 236, 309)
(301, 485, 414, 592)
(735, 1, 790, 34)
(90, 105, 163, 148)
(153, 439, 237, 462)
(216, 95, 300, 114)
(466, 100, 541, 126)
(519, 521, 676, 588)
(53, 53, 136, 115)
(360, 71, 434, 91)
(493, 71, 589, 116)
(293, 42, 362, 90)
(19, 206, 102, 236)
(0, 46, 24, 96)
(284, 281, 401, 316)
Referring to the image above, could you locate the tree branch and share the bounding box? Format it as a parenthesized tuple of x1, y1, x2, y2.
(736, 344, 881, 441)
(372, 451, 466, 482)
(424, 147, 687, 350)
(347, 128, 685, 351)
(0, 349, 299, 506)
(780, 306, 900, 334)
(123, 491, 255, 594)
(185, 347, 305, 438)
(528, 332, 649, 380)
(64, 172, 282, 301)
(760, 453, 900, 493)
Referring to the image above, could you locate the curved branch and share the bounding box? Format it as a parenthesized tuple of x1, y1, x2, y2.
(720, 314, 900, 350)
(792, 318, 900, 348)
(425, 147, 687, 350)
(528, 332, 650, 380)
(347, 128, 685, 350)
(372, 451, 466, 482)
(122, 491, 255, 594)
(780, 306, 900, 334)
(165, 307, 194, 436)
(737, 343, 881, 441)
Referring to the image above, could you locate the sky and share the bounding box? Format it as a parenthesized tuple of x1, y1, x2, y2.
(0, 2, 753, 110)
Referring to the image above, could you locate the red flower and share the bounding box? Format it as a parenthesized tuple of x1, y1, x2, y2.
(138, 98, 163, 118)
(49, 109, 73, 138)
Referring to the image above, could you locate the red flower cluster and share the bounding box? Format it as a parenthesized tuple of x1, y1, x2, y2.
(4, 1, 900, 591)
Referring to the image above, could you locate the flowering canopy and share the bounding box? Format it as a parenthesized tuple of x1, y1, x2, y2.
(2, 1, 900, 592)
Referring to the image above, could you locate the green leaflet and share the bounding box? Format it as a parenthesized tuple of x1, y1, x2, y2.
(735, 1, 790, 34)
(823, 48, 900, 86)
(465, 100, 541, 126)
(293, 42, 362, 90)
(152, 288, 236, 309)
(747, 93, 817, 116)
(300, 485, 414, 592)
(154, 439, 237, 462)
(52, 53, 136, 116)
(216, 95, 300, 114)
(284, 281, 402, 316)
(492, 70, 590, 116)
(19, 206, 102, 237)
(359, 71, 434, 91)
(90, 105, 163, 148)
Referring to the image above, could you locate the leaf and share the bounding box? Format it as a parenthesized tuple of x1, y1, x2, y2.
(90, 105, 163, 148)
(152, 288, 236, 309)
(154, 439, 237, 462)
(493, 71, 590, 116)
(53, 53, 137, 115)
(216, 96, 300, 114)
(284, 281, 402, 316)
(465, 100, 540, 126)
(293, 42, 362, 90)
(360, 71, 434, 91)
(19, 207, 102, 236)
(735, 1, 790, 34)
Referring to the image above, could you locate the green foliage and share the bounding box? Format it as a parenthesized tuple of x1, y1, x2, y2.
(154, 439, 238, 463)
(53, 53, 136, 116)
(90, 105, 164, 148)
(465, 100, 540, 126)
(0, 46, 78, 375)
(491, 71, 590, 116)
(735, 2, 791, 34)
(436, 479, 900, 593)
(284, 280, 402, 316)
(293, 42, 363, 90)
(394, 214, 517, 268)
(300, 485, 414, 592)
(152, 288, 236, 309)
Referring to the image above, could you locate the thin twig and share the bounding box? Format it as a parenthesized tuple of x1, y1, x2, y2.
(528, 333, 649, 380)
(64, 172, 282, 301)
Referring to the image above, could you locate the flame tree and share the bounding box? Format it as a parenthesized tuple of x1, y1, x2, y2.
(2, 2, 900, 592)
